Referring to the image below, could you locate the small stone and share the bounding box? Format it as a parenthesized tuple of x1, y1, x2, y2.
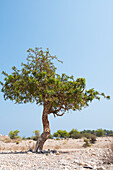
(97, 166, 106, 170)
(76, 167, 86, 170)
(27, 151, 32, 154)
(29, 148, 33, 152)
(56, 152, 60, 155)
(79, 162, 84, 165)
(51, 150, 57, 154)
(73, 160, 79, 164)
(83, 165, 93, 169)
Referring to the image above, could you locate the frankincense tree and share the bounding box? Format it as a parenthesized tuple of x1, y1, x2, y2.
(0, 48, 110, 152)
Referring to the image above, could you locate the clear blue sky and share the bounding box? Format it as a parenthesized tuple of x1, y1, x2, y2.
(0, 0, 113, 137)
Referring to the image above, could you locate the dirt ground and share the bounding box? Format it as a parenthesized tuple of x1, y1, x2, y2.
(0, 136, 113, 169)
(0, 136, 113, 151)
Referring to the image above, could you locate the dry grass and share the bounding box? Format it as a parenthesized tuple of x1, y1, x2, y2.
(54, 145, 61, 150)
(21, 146, 26, 152)
(63, 141, 68, 145)
(0, 137, 113, 154)
(2, 138, 12, 143)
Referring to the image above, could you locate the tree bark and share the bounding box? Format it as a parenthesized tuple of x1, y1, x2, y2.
(34, 104, 50, 152)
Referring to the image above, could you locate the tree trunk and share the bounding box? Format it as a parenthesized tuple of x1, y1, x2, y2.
(34, 104, 50, 152)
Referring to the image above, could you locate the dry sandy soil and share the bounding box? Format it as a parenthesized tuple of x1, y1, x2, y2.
(0, 136, 113, 170)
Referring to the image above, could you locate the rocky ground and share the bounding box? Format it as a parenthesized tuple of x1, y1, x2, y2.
(0, 136, 113, 170)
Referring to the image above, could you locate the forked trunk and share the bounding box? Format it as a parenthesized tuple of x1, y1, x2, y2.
(34, 104, 50, 152)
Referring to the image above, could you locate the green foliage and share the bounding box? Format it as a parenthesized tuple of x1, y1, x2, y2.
(69, 129, 80, 135)
(109, 134, 113, 137)
(53, 130, 69, 138)
(70, 132, 82, 139)
(53, 132, 60, 138)
(48, 134, 53, 139)
(82, 133, 96, 144)
(22, 136, 26, 140)
(95, 129, 105, 137)
(103, 129, 113, 136)
(32, 136, 39, 141)
(0, 47, 110, 118)
(69, 129, 82, 139)
(89, 134, 97, 144)
(9, 130, 20, 139)
(33, 130, 40, 137)
(83, 138, 91, 147)
(56, 138, 60, 140)
(80, 130, 95, 135)
(32, 130, 40, 141)
(82, 133, 92, 139)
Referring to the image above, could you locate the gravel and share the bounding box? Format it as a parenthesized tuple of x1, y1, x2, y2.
(0, 137, 113, 169)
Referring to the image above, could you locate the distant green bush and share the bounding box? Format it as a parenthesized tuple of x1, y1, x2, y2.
(26, 137, 31, 140)
(32, 130, 40, 141)
(69, 129, 82, 139)
(52, 128, 112, 140)
(53, 132, 60, 138)
(70, 132, 82, 139)
(103, 129, 113, 136)
(69, 129, 80, 135)
(22, 136, 26, 140)
(53, 130, 69, 138)
(82, 133, 90, 138)
(80, 130, 95, 135)
(109, 133, 113, 137)
(55, 138, 59, 140)
(9, 130, 20, 139)
(82, 133, 96, 144)
(48, 134, 53, 139)
(95, 129, 105, 137)
(33, 130, 40, 137)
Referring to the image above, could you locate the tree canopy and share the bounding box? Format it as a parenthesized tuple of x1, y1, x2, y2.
(0, 48, 110, 117)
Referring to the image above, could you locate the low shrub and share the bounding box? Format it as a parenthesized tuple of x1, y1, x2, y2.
(53, 132, 60, 138)
(70, 132, 82, 139)
(95, 129, 105, 137)
(82, 133, 92, 139)
(32, 136, 39, 141)
(56, 138, 60, 140)
(48, 134, 53, 139)
(9, 130, 20, 139)
(69, 129, 80, 136)
(22, 136, 26, 140)
(32, 130, 40, 141)
(83, 138, 91, 147)
(82, 133, 97, 144)
(53, 130, 69, 138)
(33, 130, 40, 138)
(16, 141, 20, 144)
(89, 134, 97, 144)
(109, 134, 113, 137)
